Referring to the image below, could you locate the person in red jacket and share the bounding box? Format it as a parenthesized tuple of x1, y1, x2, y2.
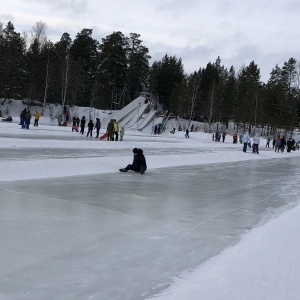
(233, 133, 238, 144)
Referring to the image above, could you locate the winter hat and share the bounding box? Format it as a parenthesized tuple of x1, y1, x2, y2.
(133, 148, 138, 153)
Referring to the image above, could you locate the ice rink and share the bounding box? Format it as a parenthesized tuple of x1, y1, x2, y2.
(1, 154, 299, 300)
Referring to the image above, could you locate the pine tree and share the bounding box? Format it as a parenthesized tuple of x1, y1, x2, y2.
(98, 31, 128, 109)
(70, 28, 99, 107)
(0, 22, 26, 100)
(149, 54, 185, 110)
(125, 33, 151, 102)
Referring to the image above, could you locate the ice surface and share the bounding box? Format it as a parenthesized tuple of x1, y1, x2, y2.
(1, 158, 299, 299)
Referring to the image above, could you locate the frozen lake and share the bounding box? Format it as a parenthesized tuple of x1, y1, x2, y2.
(1, 157, 299, 300)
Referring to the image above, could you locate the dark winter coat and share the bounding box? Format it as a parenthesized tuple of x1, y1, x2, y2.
(88, 120, 94, 130)
(280, 137, 286, 148)
(25, 111, 31, 120)
(20, 109, 27, 118)
(80, 117, 86, 128)
(287, 139, 293, 152)
(95, 119, 101, 129)
(107, 120, 114, 134)
(132, 149, 147, 170)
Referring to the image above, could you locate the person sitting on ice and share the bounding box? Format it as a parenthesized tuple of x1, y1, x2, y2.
(119, 148, 147, 174)
(2, 116, 13, 122)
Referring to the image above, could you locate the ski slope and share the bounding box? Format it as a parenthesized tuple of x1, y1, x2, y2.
(136, 110, 157, 130)
(101, 96, 146, 128)
(124, 103, 149, 128)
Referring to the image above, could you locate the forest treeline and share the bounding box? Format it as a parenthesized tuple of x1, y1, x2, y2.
(1, 20, 300, 131)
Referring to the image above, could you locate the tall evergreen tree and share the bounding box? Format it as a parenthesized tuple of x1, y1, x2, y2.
(26, 38, 43, 104)
(98, 31, 128, 109)
(52, 32, 73, 111)
(223, 66, 237, 127)
(70, 28, 99, 107)
(40, 41, 56, 108)
(0, 22, 26, 100)
(125, 33, 151, 102)
(281, 58, 299, 129)
(149, 54, 185, 110)
(235, 61, 261, 130)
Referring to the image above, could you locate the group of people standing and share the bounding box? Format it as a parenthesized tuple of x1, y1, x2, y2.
(273, 136, 296, 153)
(213, 131, 226, 142)
(239, 132, 297, 154)
(106, 119, 124, 141)
(19, 109, 40, 129)
(241, 132, 260, 154)
(71, 116, 102, 138)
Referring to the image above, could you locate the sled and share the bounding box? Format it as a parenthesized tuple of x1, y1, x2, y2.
(99, 132, 108, 140)
(72, 125, 78, 132)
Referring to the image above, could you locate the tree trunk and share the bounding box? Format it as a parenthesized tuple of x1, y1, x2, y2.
(208, 80, 215, 133)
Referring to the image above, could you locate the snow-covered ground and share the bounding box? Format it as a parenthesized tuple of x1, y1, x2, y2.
(1, 112, 300, 299)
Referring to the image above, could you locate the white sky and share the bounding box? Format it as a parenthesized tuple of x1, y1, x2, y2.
(1, 98, 300, 298)
(2, 0, 300, 82)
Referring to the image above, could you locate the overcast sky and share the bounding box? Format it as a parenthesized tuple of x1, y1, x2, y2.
(1, 0, 300, 82)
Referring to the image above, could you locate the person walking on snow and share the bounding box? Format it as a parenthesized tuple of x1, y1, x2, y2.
(86, 120, 94, 137)
(222, 132, 226, 142)
(275, 136, 281, 152)
(266, 136, 271, 148)
(185, 128, 190, 138)
(72, 117, 77, 132)
(107, 119, 114, 141)
(287, 138, 294, 152)
(119, 148, 147, 174)
(239, 134, 243, 144)
(20, 108, 27, 128)
(233, 133, 238, 143)
(58, 114, 63, 126)
(80, 116, 86, 134)
(113, 119, 119, 141)
(34, 110, 40, 126)
(252, 134, 260, 154)
(94, 118, 101, 138)
(120, 127, 125, 141)
(242, 131, 250, 152)
(272, 137, 276, 149)
(280, 136, 286, 153)
(25, 110, 31, 129)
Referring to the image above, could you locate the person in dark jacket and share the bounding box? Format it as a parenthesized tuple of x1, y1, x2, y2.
(119, 148, 147, 174)
(185, 128, 190, 138)
(94, 118, 101, 138)
(25, 110, 31, 129)
(280, 136, 286, 153)
(86, 120, 94, 137)
(72, 117, 77, 132)
(80, 116, 86, 134)
(107, 119, 114, 141)
(20, 108, 27, 128)
(76, 117, 80, 127)
(286, 138, 294, 152)
(2, 116, 13, 122)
